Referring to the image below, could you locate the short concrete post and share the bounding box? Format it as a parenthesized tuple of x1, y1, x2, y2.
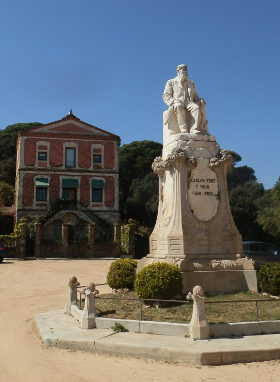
(65, 276, 80, 315)
(189, 285, 210, 340)
(81, 283, 99, 329)
(34, 222, 41, 257)
(88, 223, 96, 245)
(19, 218, 27, 258)
(113, 219, 121, 245)
(62, 223, 69, 246)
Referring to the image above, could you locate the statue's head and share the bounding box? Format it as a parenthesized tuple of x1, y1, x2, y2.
(86, 282, 96, 292)
(176, 64, 188, 79)
(192, 285, 204, 297)
(69, 276, 79, 287)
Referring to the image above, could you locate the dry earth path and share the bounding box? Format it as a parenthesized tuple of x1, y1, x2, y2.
(1, 259, 280, 382)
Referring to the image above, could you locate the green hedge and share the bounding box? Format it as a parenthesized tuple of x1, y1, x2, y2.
(107, 258, 137, 289)
(257, 263, 280, 296)
(135, 262, 182, 299)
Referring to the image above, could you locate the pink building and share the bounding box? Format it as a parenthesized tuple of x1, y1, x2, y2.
(15, 111, 120, 228)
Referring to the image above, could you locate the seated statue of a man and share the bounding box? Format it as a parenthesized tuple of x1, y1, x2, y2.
(162, 64, 208, 134)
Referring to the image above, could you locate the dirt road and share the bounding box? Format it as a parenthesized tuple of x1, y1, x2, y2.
(0, 259, 280, 382)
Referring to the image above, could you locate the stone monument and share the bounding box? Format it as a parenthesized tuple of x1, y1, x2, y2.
(138, 64, 257, 294)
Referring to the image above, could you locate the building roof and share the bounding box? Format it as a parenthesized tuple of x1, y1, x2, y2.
(19, 110, 120, 141)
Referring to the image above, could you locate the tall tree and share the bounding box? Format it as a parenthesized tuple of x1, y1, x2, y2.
(257, 177, 280, 244)
(119, 140, 162, 226)
(0, 182, 14, 206)
(226, 151, 270, 241)
(0, 122, 42, 185)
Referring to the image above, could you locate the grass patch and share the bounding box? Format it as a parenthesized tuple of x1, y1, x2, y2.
(90, 291, 280, 324)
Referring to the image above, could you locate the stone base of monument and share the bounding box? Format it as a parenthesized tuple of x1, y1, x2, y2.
(137, 255, 258, 294)
(140, 127, 258, 295)
(182, 270, 257, 294)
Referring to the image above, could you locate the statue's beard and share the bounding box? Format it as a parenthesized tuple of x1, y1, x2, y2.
(178, 73, 187, 82)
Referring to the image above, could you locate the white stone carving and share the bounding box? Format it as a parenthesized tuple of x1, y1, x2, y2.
(188, 158, 219, 221)
(162, 64, 208, 138)
(189, 285, 210, 340)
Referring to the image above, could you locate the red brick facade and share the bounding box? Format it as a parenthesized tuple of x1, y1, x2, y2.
(15, 112, 120, 224)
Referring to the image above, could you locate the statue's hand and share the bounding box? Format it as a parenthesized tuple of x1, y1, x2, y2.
(174, 99, 184, 108)
(188, 104, 198, 113)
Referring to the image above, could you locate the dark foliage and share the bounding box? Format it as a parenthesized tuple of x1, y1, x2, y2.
(226, 151, 271, 241)
(257, 263, 280, 296)
(119, 140, 162, 226)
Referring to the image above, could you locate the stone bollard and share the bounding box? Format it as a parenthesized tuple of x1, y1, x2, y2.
(34, 222, 41, 258)
(113, 219, 121, 245)
(81, 282, 99, 329)
(62, 223, 69, 246)
(88, 223, 96, 245)
(19, 218, 27, 258)
(189, 285, 210, 340)
(65, 276, 80, 315)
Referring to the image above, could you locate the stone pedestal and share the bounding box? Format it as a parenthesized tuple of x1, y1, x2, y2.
(138, 133, 257, 294)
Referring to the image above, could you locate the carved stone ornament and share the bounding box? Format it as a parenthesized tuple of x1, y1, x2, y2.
(83, 282, 99, 296)
(152, 150, 197, 175)
(68, 276, 80, 288)
(209, 149, 232, 169)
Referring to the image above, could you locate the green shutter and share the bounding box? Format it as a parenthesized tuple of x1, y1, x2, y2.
(35, 177, 49, 187)
(62, 179, 79, 188)
(91, 179, 104, 188)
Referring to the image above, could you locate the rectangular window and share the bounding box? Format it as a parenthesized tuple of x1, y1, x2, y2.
(65, 148, 75, 167)
(92, 188, 103, 203)
(38, 152, 47, 161)
(36, 187, 47, 202)
(93, 154, 102, 163)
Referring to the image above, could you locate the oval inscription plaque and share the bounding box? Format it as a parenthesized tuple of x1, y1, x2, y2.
(188, 159, 219, 221)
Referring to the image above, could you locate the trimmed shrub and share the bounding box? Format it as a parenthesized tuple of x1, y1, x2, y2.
(257, 263, 280, 296)
(107, 258, 138, 289)
(135, 262, 182, 299)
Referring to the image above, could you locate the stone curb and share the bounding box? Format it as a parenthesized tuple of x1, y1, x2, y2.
(34, 310, 280, 365)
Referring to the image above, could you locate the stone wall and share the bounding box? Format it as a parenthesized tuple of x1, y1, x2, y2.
(35, 242, 120, 258)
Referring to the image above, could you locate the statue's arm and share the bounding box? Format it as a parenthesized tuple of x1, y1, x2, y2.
(162, 80, 174, 107)
(190, 81, 201, 104)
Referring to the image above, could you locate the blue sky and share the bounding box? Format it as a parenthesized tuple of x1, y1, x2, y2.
(0, 0, 279, 189)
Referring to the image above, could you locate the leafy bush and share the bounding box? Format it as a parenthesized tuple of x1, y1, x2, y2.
(107, 259, 137, 289)
(111, 322, 129, 332)
(257, 263, 280, 296)
(135, 262, 182, 299)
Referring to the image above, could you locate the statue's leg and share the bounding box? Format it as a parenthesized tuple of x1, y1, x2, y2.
(200, 102, 208, 133)
(188, 103, 200, 133)
(174, 104, 188, 133)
